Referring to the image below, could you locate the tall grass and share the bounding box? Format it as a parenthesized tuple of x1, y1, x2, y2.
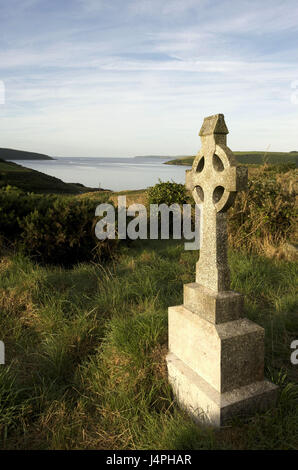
(228, 167, 297, 257)
(0, 239, 297, 449)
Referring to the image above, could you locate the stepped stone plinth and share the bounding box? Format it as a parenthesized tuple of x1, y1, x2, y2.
(166, 114, 278, 426)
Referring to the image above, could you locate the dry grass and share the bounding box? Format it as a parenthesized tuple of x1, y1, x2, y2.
(0, 240, 297, 450)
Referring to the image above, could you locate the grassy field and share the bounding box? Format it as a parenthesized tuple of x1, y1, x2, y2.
(165, 151, 298, 166)
(0, 159, 102, 194)
(0, 238, 297, 450)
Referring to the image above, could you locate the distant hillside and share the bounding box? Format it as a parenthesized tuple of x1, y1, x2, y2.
(0, 159, 104, 194)
(165, 151, 298, 166)
(0, 147, 53, 160)
(165, 156, 194, 166)
(134, 155, 178, 160)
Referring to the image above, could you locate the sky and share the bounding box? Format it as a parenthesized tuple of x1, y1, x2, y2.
(0, 0, 297, 157)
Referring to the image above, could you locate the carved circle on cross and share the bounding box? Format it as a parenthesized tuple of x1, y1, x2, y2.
(190, 144, 238, 213)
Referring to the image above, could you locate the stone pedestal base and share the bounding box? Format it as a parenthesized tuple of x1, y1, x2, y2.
(167, 285, 278, 427)
(167, 352, 278, 427)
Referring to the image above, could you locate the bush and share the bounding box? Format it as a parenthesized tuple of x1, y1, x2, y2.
(146, 181, 190, 239)
(228, 172, 296, 252)
(0, 186, 55, 241)
(0, 186, 117, 266)
(147, 180, 189, 206)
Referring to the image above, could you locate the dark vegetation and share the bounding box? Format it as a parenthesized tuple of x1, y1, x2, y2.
(0, 186, 116, 266)
(0, 147, 53, 160)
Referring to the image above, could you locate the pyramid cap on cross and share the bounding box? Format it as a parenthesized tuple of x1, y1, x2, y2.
(199, 114, 229, 137)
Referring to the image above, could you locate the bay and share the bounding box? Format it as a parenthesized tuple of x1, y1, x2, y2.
(10, 156, 190, 191)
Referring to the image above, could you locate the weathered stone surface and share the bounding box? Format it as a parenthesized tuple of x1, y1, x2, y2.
(167, 352, 278, 427)
(199, 113, 229, 137)
(167, 114, 278, 426)
(185, 113, 247, 292)
(168, 305, 264, 393)
(184, 283, 243, 323)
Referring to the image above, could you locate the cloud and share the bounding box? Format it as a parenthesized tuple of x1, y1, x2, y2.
(0, 0, 297, 156)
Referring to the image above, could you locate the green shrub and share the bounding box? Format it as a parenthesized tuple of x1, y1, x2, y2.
(0, 186, 117, 265)
(0, 186, 55, 241)
(146, 181, 190, 239)
(19, 197, 112, 265)
(147, 180, 188, 206)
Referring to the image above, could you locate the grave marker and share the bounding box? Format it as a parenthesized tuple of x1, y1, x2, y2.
(167, 114, 278, 426)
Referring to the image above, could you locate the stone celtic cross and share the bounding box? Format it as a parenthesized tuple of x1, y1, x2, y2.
(167, 114, 277, 427)
(186, 114, 247, 291)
